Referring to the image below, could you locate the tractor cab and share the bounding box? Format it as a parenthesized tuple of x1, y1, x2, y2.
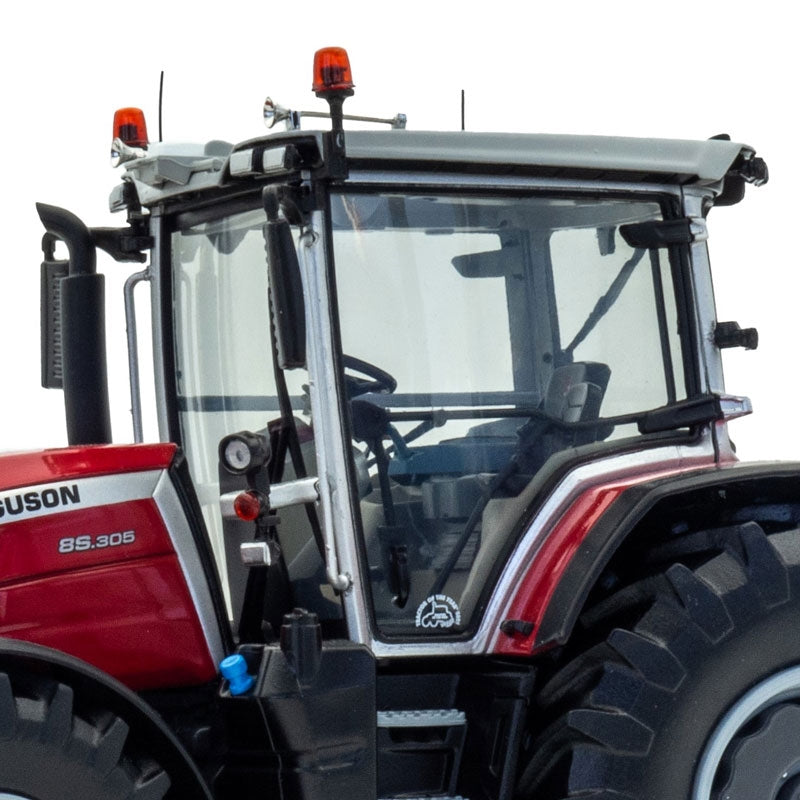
(39, 48, 764, 656)
(25, 47, 798, 800)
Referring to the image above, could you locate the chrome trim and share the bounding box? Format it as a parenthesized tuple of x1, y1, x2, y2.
(124, 265, 151, 443)
(297, 214, 352, 594)
(364, 436, 718, 658)
(153, 471, 226, 666)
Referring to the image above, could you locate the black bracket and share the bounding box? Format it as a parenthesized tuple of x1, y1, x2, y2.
(91, 224, 153, 263)
(620, 218, 697, 249)
(500, 619, 534, 638)
(714, 320, 759, 350)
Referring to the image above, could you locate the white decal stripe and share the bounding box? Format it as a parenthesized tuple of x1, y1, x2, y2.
(0, 472, 163, 525)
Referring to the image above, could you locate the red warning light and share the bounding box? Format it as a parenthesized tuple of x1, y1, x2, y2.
(312, 47, 354, 96)
(234, 491, 264, 522)
(113, 107, 149, 148)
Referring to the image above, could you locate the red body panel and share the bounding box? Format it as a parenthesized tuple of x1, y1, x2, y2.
(0, 499, 170, 583)
(494, 483, 626, 656)
(493, 463, 720, 656)
(0, 444, 218, 690)
(0, 443, 177, 490)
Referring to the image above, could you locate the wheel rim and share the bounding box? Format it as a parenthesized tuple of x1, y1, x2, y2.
(694, 665, 800, 799)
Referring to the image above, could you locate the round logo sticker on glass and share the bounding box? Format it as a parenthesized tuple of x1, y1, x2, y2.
(415, 594, 462, 629)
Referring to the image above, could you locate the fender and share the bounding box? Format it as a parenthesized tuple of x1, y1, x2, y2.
(496, 461, 800, 655)
(0, 637, 213, 798)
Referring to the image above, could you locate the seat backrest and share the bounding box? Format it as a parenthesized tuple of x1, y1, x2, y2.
(543, 361, 611, 423)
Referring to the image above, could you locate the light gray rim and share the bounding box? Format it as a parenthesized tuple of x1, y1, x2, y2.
(693, 665, 800, 798)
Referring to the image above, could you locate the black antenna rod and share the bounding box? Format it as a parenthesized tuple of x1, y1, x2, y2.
(461, 89, 465, 131)
(158, 71, 164, 142)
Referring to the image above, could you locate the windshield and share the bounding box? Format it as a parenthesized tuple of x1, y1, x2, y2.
(331, 190, 688, 638)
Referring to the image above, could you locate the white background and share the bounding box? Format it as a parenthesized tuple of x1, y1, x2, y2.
(0, 0, 794, 461)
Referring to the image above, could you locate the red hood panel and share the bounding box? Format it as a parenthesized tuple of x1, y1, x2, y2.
(0, 444, 177, 491)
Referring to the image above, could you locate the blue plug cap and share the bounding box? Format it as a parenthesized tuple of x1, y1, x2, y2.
(220, 654, 255, 696)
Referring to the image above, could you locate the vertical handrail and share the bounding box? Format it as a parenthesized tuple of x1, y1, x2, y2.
(124, 267, 151, 442)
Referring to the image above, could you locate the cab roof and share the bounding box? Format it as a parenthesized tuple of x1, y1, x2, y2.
(112, 128, 760, 210)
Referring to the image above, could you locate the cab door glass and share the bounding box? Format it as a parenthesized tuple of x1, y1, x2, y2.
(171, 208, 333, 623)
(331, 192, 684, 639)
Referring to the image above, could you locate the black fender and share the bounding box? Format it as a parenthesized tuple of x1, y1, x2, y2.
(535, 461, 800, 650)
(0, 637, 213, 798)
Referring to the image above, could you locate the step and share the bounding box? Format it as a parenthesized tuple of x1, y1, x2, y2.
(380, 796, 466, 800)
(377, 709, 466, 728)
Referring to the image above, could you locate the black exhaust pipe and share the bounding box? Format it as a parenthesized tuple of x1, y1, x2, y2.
(36, 203, 112, 446)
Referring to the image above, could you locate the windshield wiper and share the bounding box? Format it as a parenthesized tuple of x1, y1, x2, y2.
(563, 247, 647, 359)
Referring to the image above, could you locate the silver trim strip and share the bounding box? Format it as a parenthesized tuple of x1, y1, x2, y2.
(0, 471, 162, 525)
(153, 471, 226, 667)
(297, 215, 352, 593)
(482, 436, 719, 652)
(124, 265, 152, 443)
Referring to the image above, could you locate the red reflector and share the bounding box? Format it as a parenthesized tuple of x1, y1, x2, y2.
(312, 47, 354, 95)
(113, 107, 149, 148)
(234, 491, 263, 522)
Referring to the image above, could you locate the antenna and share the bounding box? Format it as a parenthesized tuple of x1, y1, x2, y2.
(461, 89, 465, 131)
(158, 71, 164, 142)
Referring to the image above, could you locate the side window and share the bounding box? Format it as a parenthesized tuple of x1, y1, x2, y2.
(550, 227, 686, 418)
(172, 209, 335, 624)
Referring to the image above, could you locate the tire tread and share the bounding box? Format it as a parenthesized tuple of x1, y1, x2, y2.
(519, 523, 800, 800)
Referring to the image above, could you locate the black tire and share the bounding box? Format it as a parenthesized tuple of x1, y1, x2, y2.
(0, 671, 169, 799)
(518, 521, 800, 800)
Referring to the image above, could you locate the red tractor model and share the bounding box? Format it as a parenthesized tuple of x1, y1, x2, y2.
(0, 47, 784, 800)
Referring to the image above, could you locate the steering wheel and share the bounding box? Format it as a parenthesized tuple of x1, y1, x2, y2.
(342, 354, 397, 398)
